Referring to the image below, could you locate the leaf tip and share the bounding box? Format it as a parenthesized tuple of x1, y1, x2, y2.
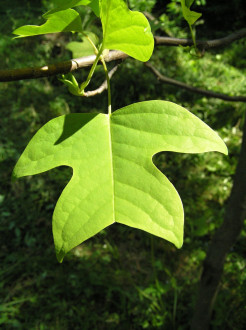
(175, 240, 183, 249)
(223, 143, 229, 156)
(216, 138, 228, 156)
(11, 169, 18, 183)
(56, 249, 65, 263)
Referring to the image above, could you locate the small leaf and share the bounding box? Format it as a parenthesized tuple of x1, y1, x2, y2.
(66, 32, 99, 57)
(185, 0, 195, 7)
(13, 101, 227, 262)
(44, 0, 100, 18)
(59, 74, 82, 96)
(89, 0, 100, 16)
(13, 9, 83, 38)
(181, 0, 201, 26)
(100, 0, 154, 61)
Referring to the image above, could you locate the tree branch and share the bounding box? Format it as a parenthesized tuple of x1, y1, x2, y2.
(0, 51, 127, 82)
(0, 29, 245, 82)
(145, 62, 246, 102)
(83, 65, 119, 97)
(155, 28, 246, 50)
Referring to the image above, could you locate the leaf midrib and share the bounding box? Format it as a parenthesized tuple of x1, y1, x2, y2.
(108, 114, 116, 223)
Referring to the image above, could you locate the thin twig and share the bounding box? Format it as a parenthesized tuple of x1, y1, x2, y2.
(0, 29, 245, 82)
(83, 65, 119, 97)
(145, 62, 246, 102)
(154, 28, 246, 50)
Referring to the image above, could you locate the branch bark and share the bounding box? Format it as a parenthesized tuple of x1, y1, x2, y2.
(155, 28, 246, 50)
(83, 65, 119, 97)
(145, 62, 246, 102)
(0, 50, 127, 82)
(191, 113, 246, 330)
(0, 29, 246, 82)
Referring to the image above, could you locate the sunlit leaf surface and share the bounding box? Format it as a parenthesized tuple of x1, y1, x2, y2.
(13, 101, 227, 262)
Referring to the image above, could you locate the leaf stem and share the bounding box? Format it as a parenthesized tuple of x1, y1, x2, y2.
(80, 33, 111, 113)
(101, 57, 112, 115)
(189, 24, 198, 54)
(82, 32, 98, 54)
(80, 43, 103, 92)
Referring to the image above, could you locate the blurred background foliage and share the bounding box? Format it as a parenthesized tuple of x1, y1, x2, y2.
(0, 0, 246, 329)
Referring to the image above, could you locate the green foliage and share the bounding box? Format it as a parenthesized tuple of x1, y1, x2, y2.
(43, 0, 98, 18)
(181, 0, 201, 26)
(13, 101, 227, 262)
(100, 0, 154, 61)
(66, 32, 99, 57)
(1, 1, 245, 328)
(129, 0, 156, 12)
(13, 9, 83, 37)
(9, 0, 227, 262)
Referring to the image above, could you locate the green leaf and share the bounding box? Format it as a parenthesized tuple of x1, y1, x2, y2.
(100, 0, 154, 61)
(66, 32, 99, 57)
(89, 0, 100, 16)
(13, 101, 227, 262)
(185, 0, 195, 7)
(13, 9, 83, 37)
(181, 0, 201, 26)
(44, 0, 100, 18)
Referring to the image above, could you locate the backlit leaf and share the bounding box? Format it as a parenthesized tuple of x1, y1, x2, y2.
(100, 0, 154, 61)
(13, 9, 83, 37)
(181, 0, 201, 26)
(13, 101, 227, 262)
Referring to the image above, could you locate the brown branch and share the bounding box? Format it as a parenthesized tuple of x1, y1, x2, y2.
(83, 65, 119, 97)
(155, 28, 246, 50)
(0, 29, 246, 82)
(145, 62, 246, 102)
(0, 50, 127, 82)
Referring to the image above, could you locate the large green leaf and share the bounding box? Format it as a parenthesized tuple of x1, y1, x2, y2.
(44, 0, 100, 18)
(181, 0, 201, 26)
(13, 101, 227, 262)
(13, 9, 83, 37)
(100, 0, 154, 61)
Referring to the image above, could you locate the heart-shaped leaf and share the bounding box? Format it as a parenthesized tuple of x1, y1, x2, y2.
(13, 9, 83, 38)
(13, 101, 227, 262)
(100, 0, 154, 61)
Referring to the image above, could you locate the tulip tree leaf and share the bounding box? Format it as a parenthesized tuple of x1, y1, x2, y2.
(13, 9, 83, 38)
(66, 32, 99, 57)
(181, 0, 201, 26)
(13, 101, 227, 262)
(100, 0, 154, 61)
(44, 0, 100, 18)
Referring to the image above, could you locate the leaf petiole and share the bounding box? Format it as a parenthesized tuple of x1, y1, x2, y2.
(80, 43, 103, 92)
(100, 57, 112, 115)
(82, 31, 98, 54)
(188, 24, 199, 56)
